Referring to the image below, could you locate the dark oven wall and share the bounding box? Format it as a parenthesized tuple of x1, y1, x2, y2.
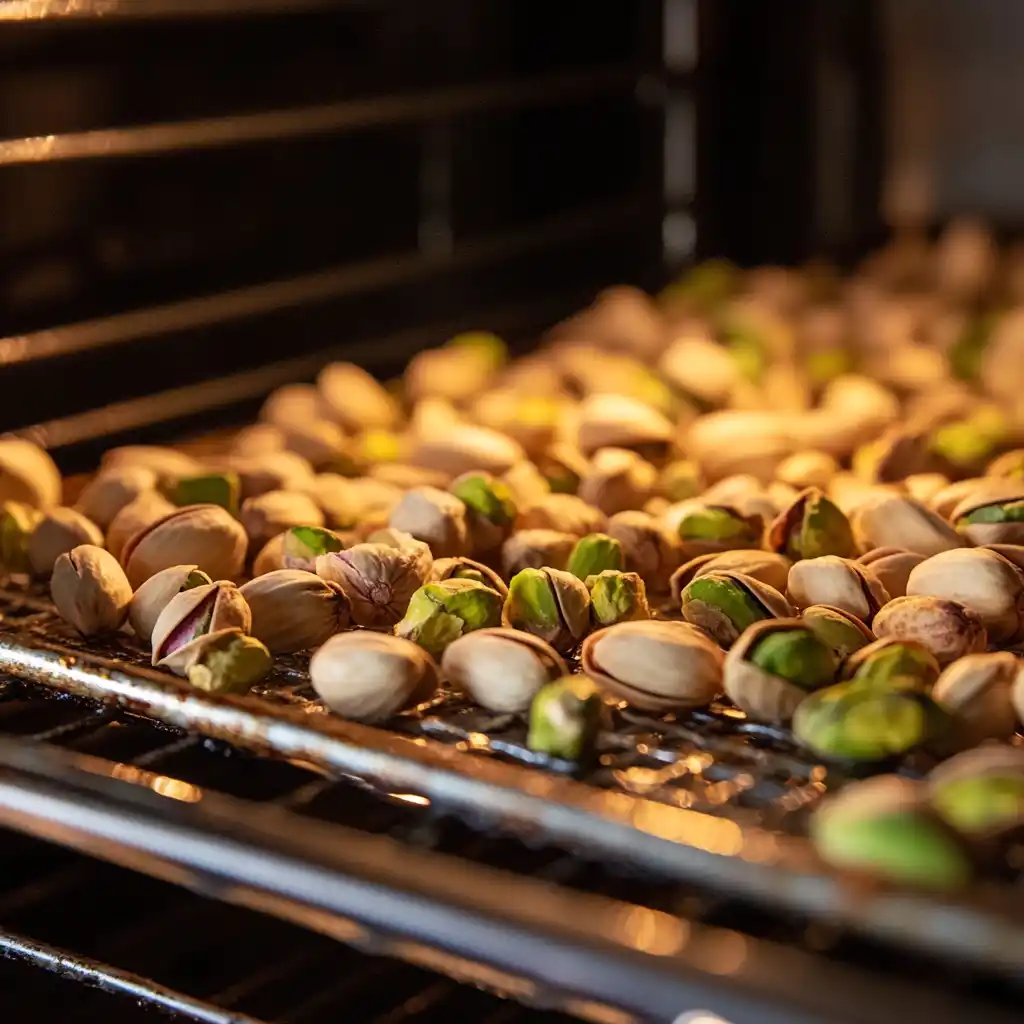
(0, 1, 669, 468)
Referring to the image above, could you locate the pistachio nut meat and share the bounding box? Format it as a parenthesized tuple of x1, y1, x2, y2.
(724, 618, 839, 724)
(316, 543, 424, 628)
(811, 775, 972, 889)
(278, 524, 345, 572)
(851, 495, 963, 558)
(932, 652, 1020, 750)
(856, 546, 926, 599)
(239, 569, 350, 654)
(395, 578, 504, 659)
(605, 510, 682, 593)
(449, 470, 517, 554)
(428, 556, 508, 600)
(169, 472, 241, 517)
(502, 567, 591, 654)
(674, 503, 763, 561)
(766, 487, 856, 561)
(580, 619, 723, 711)
(950, 481, 1024, 546)
(128, 564, 212, 645)
(527, 674, 605, 762)
(566, 532, 625, 581)
(441, 627, 567, 713)
(150, 580, 251, 668)
(388, 485, 470, 558)
(586, 570, 651, 628)
(800, 604, 874, 660)
(839, 637, 942, 692)
(50, 545, 133, 638)
(500, 529, 576, 578)
(0, 501, 43, 576)
(787, 555, 890, 624)
(27, 508, 104, 578)
(310, 632, 439, 723)
(670, 549, 792, 602)
(180, 629, 272, 695)
(872, 596, 987, 667)
(928, 744, 1024, 840)
(680, 570, 795, 648)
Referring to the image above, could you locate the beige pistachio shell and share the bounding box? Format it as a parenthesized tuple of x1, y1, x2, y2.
(50, 545, 132, 637)
(873, 596, 987, 666)
(502, 567, 591, 654)
(280, 419, 351, 471)
(903, 473, 950, 505)
(301, 473, 361, 529)
(984, 544, 1024, 573)
(950, 481, 1024, 546)
(310, 631, 439, 722)
(75, 466, 157, 530)
(0, 439, 62, 509)
(928, 744, 1024, 790)
(387, 486, 469, 558)
(316, 361, 400, 432)
(787, 556, 890, 623)
(501, 529, 575, 576)
(239, 569, 349, 653)
(581, 619, 722, 711)
(316, 543, 423, 627)
(231, 423, 286, 458)
(364, 527, 433, 582)
(517, 493, 606, 537)
(681, 570, 795, 646)
(605, 510, 682, 593)
(371, 463, 450, 490)
(441, 628, 567, 713)
(428, 557, 508, 599)
(670, 550, 793, 604)
(252, 533, 287, 575)
(575, 394, 674, 457)
(106, 491, 176, 563)
(259, 383, 322, 429)
(409, 426, 524, 478)
(577, 447, 658, 516)
(122, 504, 248, 589)
(100, 445, 202, 481)
(151, 581, 251, 665)
(856, 547, 926, 599)
(927, 477, 989, 521)
(906, 547, 1024, 644)
(933, 652, 1019, 749)
(827, 474, 898, 517)
(225, 451, 315, 500)
(28, 508, 104, 577)
(239, 490, 324, 550)
(128, 564, 211, 645)
(501, 459, 552, 508)
(852, 496, 963, 557)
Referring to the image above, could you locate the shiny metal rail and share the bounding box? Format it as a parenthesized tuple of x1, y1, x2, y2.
(0, 0, 360, 19)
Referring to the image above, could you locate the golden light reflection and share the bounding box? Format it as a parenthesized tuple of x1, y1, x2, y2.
(615, 905, 690, 956)
(692, 931, 749, 976)
(388, 792, 430, 807)
(630, 802, 743, 855)
(564, 999, 637, 1024)
(108, 763, 202, 803)
(738, 828, 780, 864)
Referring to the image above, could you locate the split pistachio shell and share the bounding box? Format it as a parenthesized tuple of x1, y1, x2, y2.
(0, 502, 43, 575)
(409, 425, 525, 477)
(0, 439, 62, 510)
(951, 481, 1024, 546)
(28, 508, 104, 577)
(502, 567, 591, 654)
(517, 493, 606, 537)
(680, 571, 794, 648)
(441, 627, 567, 712)
(75, 465, 157, 530)
(500, 529, 575, 577)
(927, 477, 989, 520)
(527, 675, 604, 762)
(856, 546, 925, 599)
(906, 547, 1024, 644)
(364, 527, 433, 581)
(106, 491, 176, 563)
(787, 556, 890, 623)
(316, 544, 424, 627)
(840, 636, 941, 691)
(449, 471, 517, 553)
(800, 604, 874, 660)
(388, 486, 469, 558)
(239, 569, 350, 653)
(605, 510, 682, 593)
(151, 581, 251, 666)
(586, 570, 651, 627)
(670, 549, 792, 602)
(121, 504, 248, 589)
(50, 545, 132, 637)
(932, 652, 1019, 749)
(674, 503, 763, 560)
(766, 488, 856, 561)
(852, 496, 963, 557)
(873, 596, 987, 667)
(395, 579, 504, 658)
(428, 556, 508, 599)
(278, 524, 345, 572)
(577, 447, 657, 516)
(128, 564, 212, 645)
(316, 361, 401, 432)
(252, 533, 288, 575)
(239, 490, 324, 550)
(928, 745, 1024, 839)
(581, 619, 723, 711)
(183, 629, 272, 695)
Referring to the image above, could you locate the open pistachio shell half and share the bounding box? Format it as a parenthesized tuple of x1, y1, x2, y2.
(75, 465, 157, 531)
(852, 495, 963, 558)
(932, 652, 1019, 750)
(670, 549, 792, 603)
(951, 481, 1024, 546)
(680, 570, 794, 648)
(787, 556, 890, 624)
(800, 604, 874, 660)
(527, 674, 605, 762)
(839, 636, 941, 692)
(428, 556, 508, 599)
(184, 630, 273, 695)
(151, 580, 251, 667)
(857, 546, 926, 599)
(873, 596, 987, 667)
(928, 745, 1024, 841)
(500, 529, 575, 578)
(395, 578, 504, 659)
(674, 503, 763, 561)
(128, 564, 212, 645)
(766, 487, 856, 561)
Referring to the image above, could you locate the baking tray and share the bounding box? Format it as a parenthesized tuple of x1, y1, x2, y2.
(0, 579, 1023, 979)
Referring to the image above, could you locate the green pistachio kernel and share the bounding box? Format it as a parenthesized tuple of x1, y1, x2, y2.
(171, 472, 241, 516)
(527, 675, 603, 761)
(187, 634, 272, 695)
(451, 474, 517, 527)
(586, 570, 650, 627)
(790, 493, 855, 560)
(848, 642, 940, 691)
(0, 502, 43, 575)
(504, 569, 561, 630)
(749, 628, 838, 690)
(567, 533, 624, 581)
(682, 576, 766, 634)
(283, 525, 344, 562)
(677, 507, 756, 544)
(931, 774, 1024, 835)
(395, 579, 503, 659)
(958, 500, 1024, 526)
(801, 606, 872, 660)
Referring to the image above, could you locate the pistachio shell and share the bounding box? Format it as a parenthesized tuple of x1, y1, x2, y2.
(364, 527, 433, 581)
(950, 481, 1024, 546)
(605, 510, 682, 593)
(151, 581, 251, 665)
(932, 652, 1019, 749)
(50, 545, 132, 637)
(927, 477, 988, 520)
(670, 550, 792, 602)
(0, 439, 62, 509)
(231, 423, 286, 458)
(852, 496, 963, 557)
(840, 636, 941, 690)
(775, 450, 839, 490)
(310, 631, 439, 722)
(122, 504, 248, 589)
(575, 394, 674, 457)
(577, 447, 657, 516)
(316, 543, 423, 627)
(409, 426, 524, 477)
(500, 529, 575, 577)
(106, 491, 176, 563)
(928, 744, 1024, 841)
(428, 556, 508, 599)
(252, 533, 287, 575)
(501, 567, 591, 654)
(441, 628, 567, 712)
(681, 571, 794, 647)
(766, 488, 856, 561)
(239, 490, 324, 550)
(674, 503, 763, 561)
(388, 486, 469, 558)
(517, 493, 606, 537)
(128, 564, 212, 645)
(259, 383, 322, 429)
(301, 473, 361, 529)
(28, 508, 104, 577)
(787, 556, 890, 623)
(800, 604, 874, 659)
(75, 466, 157, 530)
(873, 596, 987, 666)
(100, 445, 202, 481)
(856, 547, 925, 599)
(226, 451, 315, 500)
(372, 463, 450, 490)
(239, 569, 350, 653)
(317, 362, 400, 431)
(581, 619, 722, 711)
(180, 629, 272, 694)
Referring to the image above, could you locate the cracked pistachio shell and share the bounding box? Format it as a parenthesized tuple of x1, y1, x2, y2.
(928, 745, 1024, 839)
(0, 439, 62, 510)
(317, 361, 401, 432)
(502, 567, 591, 654)
(873, 596, 987, 667)
(927, 477, 988, 520)
(428, 556, 508, 600)
(527, 674, 604, 762)
(724, 618, 839, 724)
(983, 543, 1024, 574)
(766, 488, 856, 561)
(670, 550, 792, 604)
(50, 545, 132, 637)
(812, 775, 971, 890)
(951, 481, 1024, 546)
(605, 510, 682, 593)
(151, 580, 251, 666)
(441, 627, 567, 712)
(316, 544, 423, 627)
(239, 490, 324, 550)
(276, 524, 344, 573)
(787, 556, 890, 624)
(106, 491, 176, 563)
(852, 496, 963, 558)
(586, 570, 651, 627)
(681, 571, 794, 648)
(365, 527, 433, 582)
(0, 501, 43, 575)
(932, 652, 1019, 750)
(121, 504, 248, 590)
(906, 547, 1024, 644)
(129, 564, 212, 645)
(449, 471, 517, 553)
(75, 465, 157, 530)
(183, 629, 272, 695)
(501, 529, 575, 577)
(674, 504, 763, 560)
(857, 547, 926, 599)
(100, 445, 202, 481)
(987, 448, 1024, 480)
(239, 569, 350, 653)
(581, 619, 722, 711)
(577, 447, 658, 516)
(517, 493, 606, 538)
(388, 486, 469, 558)
(28, 508, 104, 578)
(840, 636, 941, 691)
(800, 604, 874, 660)
(409, 425, 525, 478)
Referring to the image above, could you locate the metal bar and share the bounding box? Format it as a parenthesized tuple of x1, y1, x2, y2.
(0, 0, 363, 19)
(0, 738, 1013, 1024)
(0, 195, 655, 370)
(0, 929, 266, 1024)
(0, 67, 639, 168)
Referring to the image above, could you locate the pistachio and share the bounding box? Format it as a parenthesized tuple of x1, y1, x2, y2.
(502, 458, 553, 506)
(827, 473, 897, 517)
(852, 496, 963, 558)
(441, 628, 566, 712)
(927, 477, 988, 520)
(929, 745, 1024, 840)
(231, 423, 286, 458)
(580, 619, 723, 711)
(766, 488, 856, 561)
(586, 570, 651, 627)
(449, 471, 517, 554)
(259, 383, 323, 430)
(316, 361, 401, 432)
(100, 445, 202, 481)
(301, 473, 361, 529)
(840, 637, 941, 692)
(605, 510, 682, 593)
(356, 429, 404, 466)
(527, 675, 604, 762)
(656, 459, 704, 502)
(500, 529, 575, 577)
(517, 493, 606, 538)
(370, 463, 449, 490)
(106, 491, 176, 563)
(316, 544, 424, 627)
(658, 332, 739, 408)
(502, 567, 591, 654)
(787, 556, 890, 624)
(811, 775, 971, 889)
(121, 504, 248, 589)
(75, 465, 157, 530)
(724, 618, 839, 723)
(239, 569, 350, 653)
(873, 596, 987, 667)
(680, 571, 794, 648)
(674, 503, 763, 560)
(387, 486, 469, 558)
(50, 545, 132, 637)
(534, 443, 589, 495)
(364, 527, 433, 581)
(670, 549, 792, 602)
(986, 448, 1024, 481)
(428, 556, 508, 599)
(0, 502, 43, 575)
(168, 472, 241, 516)
(129, 564, 212, 645)
(184, 630, 272, 695)
(405, 345, 497, 406)
(409, 425, 524, 478)
(239, 490, 325, 551)
(567, 533, 624, 581)
(951, 482, 1024, 546)
(685, 410, 795, 482)
(251, 533, 288, 575)
(856, 546, 926, 599)
(273, 525, 345, 573)
(800, 604, 874, 660)
(932, 652, 1019, 749)
(903, 472, 950, 505)
(775, 450, 839, 490)
(577, 447, 657, 516)
(906, 547, 1024, 644)
(28, 508, 104, 577)
(151, 580, 251, 666)
(281, 420, 359, 474)
(575, 393, 674, 459)
(395, 578, 504, 658)
(227, 451, 315, 500)
(0, 438, 62, 509)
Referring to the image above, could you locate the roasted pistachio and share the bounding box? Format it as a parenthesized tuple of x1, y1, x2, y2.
(811, 775, 971, 889)
(273, 524, 345, 573)
(534, 443, 590, 495)
(0, 438, 62, 509)
(501, 529, 575, 577)
(927, 477, 988, 520)
(577, 447, 657, 516)
(317, 361, 401, 432)
(605, 510, 682, 593)
(872, 596, 987, 667)
(674, 503, 762, 560)
(441, 627, 566, 712)
(364, 527, 433, 581)
(100, 445, 202, 482)
(656, 459, 704, 502)
(903, 472, 950, 505)
(106, 491, 176, 563)
(856, 546, 926, 599)
(586, 570, 651, 627)
(395, 578, 504, 658)
(766, 488, 856, 561)
(986, 447, 1024, 481)
(680, 570, 794, 648)
(0, 502, 43, 575)
(501, 458, 552, 507)
(409, 425, 524, 478)
(670, 549, 792, 601)
(231, 423, 286, 458)
(800, 604, 874, 660)
(28, 508, 104, 578)
(932, 652, 1019, 750)
(299, 473, 360, 529)
(580, 619, 722, 711)
(128, 564, 212, 645)
(787, 556, 890, 624)
(517, 493, 606, 538)
(183, 630, 272, 695)
(316, 543, 424, 627)
(239, 490, 325, 551)
(929, 745, 1024, 840)
(527, 675, 604, 762)
(75, 465, 157, 530)
(370, 463, 449, 490)
(259, 383, 322, 430)
(951, 483, 1024, 546)
(168, 472, 241, 516)
(567, 533, 624, 581)
(502, 567, 590, 654)
(775, 450, 839, 491)
(239, 569, 349, 653)
(852, 495, 962, 557)
(388, 486, 469, 558)
(151, 580, 251, 667)
(449, 471, 517, 554)
(840, 637, 941, 692)
(281, 419, 359, 474)
(50, 545, 132, 637)
(227, 451, 315, 501)
(575, 393, 674, 458)
(428, 556, 508, 599)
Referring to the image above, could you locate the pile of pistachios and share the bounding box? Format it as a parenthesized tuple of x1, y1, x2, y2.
(6, 219, 1024, 890)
